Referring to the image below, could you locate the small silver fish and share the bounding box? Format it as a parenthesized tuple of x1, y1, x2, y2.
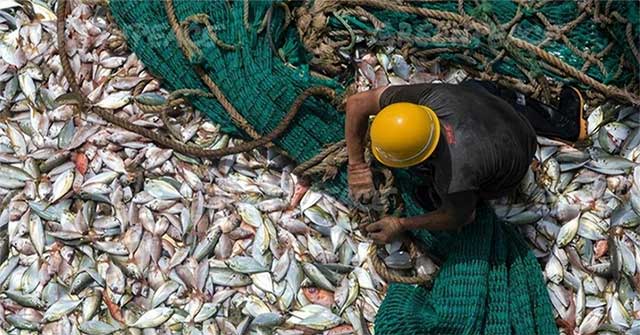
(129, 307, 174, 329)
(95, 91, 131, 109)
(50, 169, 74, 204)
(144, 179, 183, 200)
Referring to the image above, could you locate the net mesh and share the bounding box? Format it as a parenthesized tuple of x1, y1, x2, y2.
(298, 0, 639, 105)
(106, 0, 638, 333)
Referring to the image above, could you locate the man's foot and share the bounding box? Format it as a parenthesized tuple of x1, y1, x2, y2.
(520, 86, 588, 144)
(555, 86, 588, 143)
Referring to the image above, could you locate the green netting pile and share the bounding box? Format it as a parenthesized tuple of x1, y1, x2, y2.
(105, 0, 640, 333)
(298, 0, 639, 104)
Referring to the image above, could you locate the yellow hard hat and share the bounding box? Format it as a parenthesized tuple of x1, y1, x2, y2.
(370, 102, 440, 168)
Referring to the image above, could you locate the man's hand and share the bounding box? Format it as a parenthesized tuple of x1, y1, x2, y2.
(348, 163, 375, 203)
(400, 191, 478, 232)
(345, 88, 386, 203)
(363, 216, 405, 244)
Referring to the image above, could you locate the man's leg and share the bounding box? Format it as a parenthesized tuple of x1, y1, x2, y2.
(463, 80, 587, 143)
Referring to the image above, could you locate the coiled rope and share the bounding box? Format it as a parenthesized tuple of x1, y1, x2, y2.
(58, 0, 333, 159)
(353, 167, 435, 285)
(57, 0, 432, 285)
(295, 0, 640, 106)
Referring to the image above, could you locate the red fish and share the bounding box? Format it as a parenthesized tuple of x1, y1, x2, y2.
(302, 287, 335, 307)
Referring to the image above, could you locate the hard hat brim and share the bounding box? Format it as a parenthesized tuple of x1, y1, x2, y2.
(371, 106, 441, 168)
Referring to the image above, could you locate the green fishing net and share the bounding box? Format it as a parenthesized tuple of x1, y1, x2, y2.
(108, 1, 637, 333)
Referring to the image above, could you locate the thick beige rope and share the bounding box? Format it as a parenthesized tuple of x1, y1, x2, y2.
(297, 0, 640, 105)
(163, 0, 263, 141)
(58, 0, 335, 159)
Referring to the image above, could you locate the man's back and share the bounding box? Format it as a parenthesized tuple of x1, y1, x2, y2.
(379, 82, 537, 199)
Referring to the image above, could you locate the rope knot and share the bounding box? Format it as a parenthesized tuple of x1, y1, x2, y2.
(183, 13, 236, 51)
(486, 23, 510, 52)
(545, 26, 562, 40)
(177, 22, 204, 65)
(312, 12, 328, 31)
(294, 6, 312, 36)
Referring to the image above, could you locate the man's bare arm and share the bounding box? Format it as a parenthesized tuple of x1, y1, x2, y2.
(402, 191, 478, 231)
(345, 87, 387, 165)
(364, 191, 477, 243)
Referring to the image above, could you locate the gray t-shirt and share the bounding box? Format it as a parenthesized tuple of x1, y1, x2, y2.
(378, 82, 536, 200)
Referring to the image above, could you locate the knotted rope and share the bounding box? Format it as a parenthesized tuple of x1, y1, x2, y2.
(295, 0, 640, 106)
(369, 237, 433, 285)
(181, 13, 236, 51)
(163, 0, 263, 141)
(292, 140, 348, 179)
(58, 0, 435, 285)
(353, 167, 436, 285)
(58, 0, 334, 160)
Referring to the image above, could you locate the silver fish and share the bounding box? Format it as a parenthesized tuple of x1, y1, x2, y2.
(28, 213, 44, 256)
(302, 263, 335, 291)
(236, 203, 263, 227)
(42, 298, 82, 322)
(287, 304, 342, 331)
(339, 272, 359, 316)
(208, 267, 252, 287)
(193, 303, 219, 323)
(144, 179, 183, 200)
(78, 320, 122, 335)
(556, 214, 580, 247)
(50, 169, 74, 204)
(95, 91, 131, 109)
(226, 256, 269, 274)
(129, 307, 174, 328)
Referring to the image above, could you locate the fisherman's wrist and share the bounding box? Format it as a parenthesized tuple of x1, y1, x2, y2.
(348, 162, 369, 170)
(349, 162, 369, 169)
(397, 217, 412, 231)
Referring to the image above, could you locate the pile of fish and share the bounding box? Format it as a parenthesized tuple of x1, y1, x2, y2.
(0, 1, 637, 335)
(353, 33, 640, 335)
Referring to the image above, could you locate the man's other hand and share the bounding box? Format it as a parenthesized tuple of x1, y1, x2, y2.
(348, 163, 375, 204)
(363, 216, 405, 244)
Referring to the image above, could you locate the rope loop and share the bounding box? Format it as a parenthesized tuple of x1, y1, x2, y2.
(182, 13, 237, 51)
(350, 166, 435, 285)
(301, 0, 639, 105)
(57, 0, 341, 161)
